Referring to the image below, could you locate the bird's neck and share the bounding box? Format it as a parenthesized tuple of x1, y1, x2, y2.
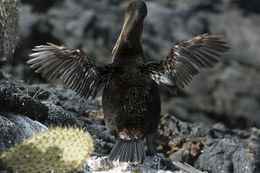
(112, 19, 144, 64)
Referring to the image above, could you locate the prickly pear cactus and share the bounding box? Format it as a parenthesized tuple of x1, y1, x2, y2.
(0, 0, 19, 61)
(0, 127, 93, 173)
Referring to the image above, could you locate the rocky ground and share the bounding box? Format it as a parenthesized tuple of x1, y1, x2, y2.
(0, 0, 260, 172)
(0, 71, 259, 173)
(0, 72, 191, 173)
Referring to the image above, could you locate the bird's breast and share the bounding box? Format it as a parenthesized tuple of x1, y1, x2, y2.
(102, 69, 160, 116)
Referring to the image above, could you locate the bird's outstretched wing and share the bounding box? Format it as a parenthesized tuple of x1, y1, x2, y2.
(145, 34, 229, 89)
(27, 43, 113, 100)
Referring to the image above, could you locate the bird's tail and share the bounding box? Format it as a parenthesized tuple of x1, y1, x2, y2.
(108, 139, 145, 163)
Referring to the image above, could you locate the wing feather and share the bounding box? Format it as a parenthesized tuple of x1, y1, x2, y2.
(28, 43, 113, 99)
(146, 34, 229, 89)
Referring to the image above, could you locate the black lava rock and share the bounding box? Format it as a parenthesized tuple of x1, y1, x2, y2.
(0, 80, 48, 122)
(44, 102, 80, 127)
(0, 112, 48, 154)
(158, 114, 260, 173)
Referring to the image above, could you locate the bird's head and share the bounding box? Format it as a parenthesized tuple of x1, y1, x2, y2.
(112, 0, 147, 58)
(125, 0, 147, 23)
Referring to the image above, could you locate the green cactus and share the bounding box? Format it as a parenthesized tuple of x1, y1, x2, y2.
(0, 0, 19, 61)
(0, 127, 93, 173)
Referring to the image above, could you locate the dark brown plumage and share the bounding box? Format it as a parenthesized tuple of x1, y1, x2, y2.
(27, 0, 229, 163)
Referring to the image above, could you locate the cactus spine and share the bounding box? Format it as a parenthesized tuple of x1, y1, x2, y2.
(0, 127, 93, 173)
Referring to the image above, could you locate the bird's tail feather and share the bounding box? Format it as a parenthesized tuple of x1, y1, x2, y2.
(108, 139, 145, 163)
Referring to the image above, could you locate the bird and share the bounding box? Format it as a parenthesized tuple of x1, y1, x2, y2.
(27, 0, 229, 163)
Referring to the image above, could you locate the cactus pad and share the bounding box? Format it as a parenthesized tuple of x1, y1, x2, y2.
(0, 127, 93, 173)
